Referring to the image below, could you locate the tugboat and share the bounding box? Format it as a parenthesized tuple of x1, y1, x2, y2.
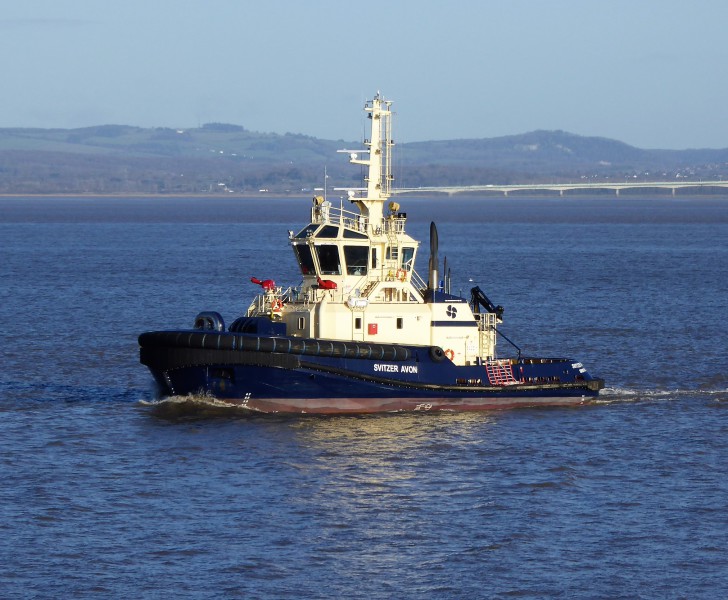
(139, 93, 604, 413)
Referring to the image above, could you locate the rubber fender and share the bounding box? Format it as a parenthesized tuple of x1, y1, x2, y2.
(138, 331, 412, 362)
(193, 311, 225, 332)
(429, 346, 446, 362)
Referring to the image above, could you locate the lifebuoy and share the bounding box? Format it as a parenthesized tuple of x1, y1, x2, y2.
(444, 349, 455, 361)
(271, 299, 283, 313)
(396, 269, 407, 282)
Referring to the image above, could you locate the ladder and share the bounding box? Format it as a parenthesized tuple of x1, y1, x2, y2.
(386, 226, 399, 263)
(360, 279, 379, 298)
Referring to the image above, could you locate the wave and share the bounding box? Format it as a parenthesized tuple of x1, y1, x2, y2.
(139, 386, 728, 420)
(595, 386, 728, 404)
(139, 393, 257, 420)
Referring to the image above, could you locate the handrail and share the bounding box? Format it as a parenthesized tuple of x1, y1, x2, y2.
(310, 203, 407, 238)
(311, 204, 368, 233)
(409, 269, 428, 294)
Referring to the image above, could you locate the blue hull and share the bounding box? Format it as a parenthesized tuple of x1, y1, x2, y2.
(139, 330, 603, 413)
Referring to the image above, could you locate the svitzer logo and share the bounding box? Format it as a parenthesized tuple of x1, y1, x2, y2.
(446, 305, 457, 318)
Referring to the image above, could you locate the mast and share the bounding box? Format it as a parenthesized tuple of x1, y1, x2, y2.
(364, 93, 393, 201)
(340, 93, 394, 226)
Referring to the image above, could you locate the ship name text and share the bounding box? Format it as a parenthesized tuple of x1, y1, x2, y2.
(374, 364, 419, 374)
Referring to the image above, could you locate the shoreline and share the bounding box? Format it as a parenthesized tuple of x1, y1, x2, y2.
(0, 192, 310, 199)
(3, 191, 728, 200)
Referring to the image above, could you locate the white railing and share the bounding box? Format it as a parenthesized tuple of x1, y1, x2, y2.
(476, 312, 498, 331)
(310, 204, 407, 238)
(409, 269, 428, 293)
(311, 204, 368, 234)
(246, 286, 298, 316)
(382, 216, 406, 235)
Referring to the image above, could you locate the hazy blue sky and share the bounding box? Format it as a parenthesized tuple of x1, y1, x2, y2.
(2, 0, 727, 149)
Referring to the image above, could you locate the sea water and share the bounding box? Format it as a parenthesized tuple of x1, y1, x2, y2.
(1, 195, 727, 598)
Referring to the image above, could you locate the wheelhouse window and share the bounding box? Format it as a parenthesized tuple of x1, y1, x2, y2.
(401, 247, 415, 271)
(293, 244, 316, 275)
(344, 245, 368, 275)
(317, 225, 339, 238)
(315, 245, 341, 275)
(295, 224, 319, 239)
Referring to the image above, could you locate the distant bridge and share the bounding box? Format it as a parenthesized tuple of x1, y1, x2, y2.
(392, 180, 728, 196)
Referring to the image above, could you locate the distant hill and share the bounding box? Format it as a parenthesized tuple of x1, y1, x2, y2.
(1, 124, 726, 194)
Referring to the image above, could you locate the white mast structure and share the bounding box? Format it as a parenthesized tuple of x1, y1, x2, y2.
(339, 93, 394, 227)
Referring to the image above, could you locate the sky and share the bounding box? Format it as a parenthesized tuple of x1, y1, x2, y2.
(1, 0, 727, 149)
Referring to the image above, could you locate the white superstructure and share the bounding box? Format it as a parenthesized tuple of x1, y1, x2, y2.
(247, 93, 500, 366)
